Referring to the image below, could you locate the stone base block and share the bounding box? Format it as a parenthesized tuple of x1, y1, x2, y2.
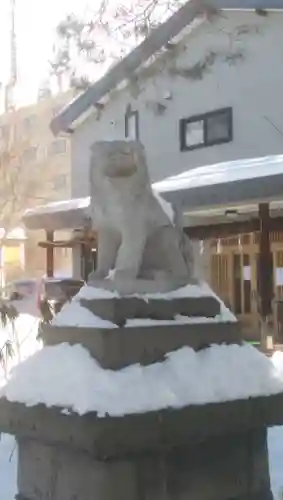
(1, 394, 283, 460)
(16, 429, 272, 500)
(80, 295, 221, 326)
(41, 322, 242, 369)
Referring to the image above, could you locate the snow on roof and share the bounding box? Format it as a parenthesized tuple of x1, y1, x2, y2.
(23, 197, 91, 231)
(0, 227, 26, 240)
(154, 154, 283, 212)
(23, 154, 283, 231)
(24, 197, 90, 218)
(2, 343, 283, 416)
(23, 190, 175, 225)
(153, 154, 283, 193)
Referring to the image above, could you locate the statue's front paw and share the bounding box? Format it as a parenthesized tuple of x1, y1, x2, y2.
(88, 269, 108, 281)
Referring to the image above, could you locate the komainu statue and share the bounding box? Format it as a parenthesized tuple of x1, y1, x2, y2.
(89, 140, 195, 293)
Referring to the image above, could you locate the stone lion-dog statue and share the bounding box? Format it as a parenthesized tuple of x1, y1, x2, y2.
(88, 140, 195, 294)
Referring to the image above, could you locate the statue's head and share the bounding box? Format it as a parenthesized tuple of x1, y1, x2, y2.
(90, 140, 150, 193)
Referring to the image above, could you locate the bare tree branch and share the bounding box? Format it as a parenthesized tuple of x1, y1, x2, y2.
(50, 0, 185, 90)
(0, 113, 59, 242)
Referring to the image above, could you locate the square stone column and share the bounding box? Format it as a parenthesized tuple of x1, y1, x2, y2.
(16, 428, 272, 500)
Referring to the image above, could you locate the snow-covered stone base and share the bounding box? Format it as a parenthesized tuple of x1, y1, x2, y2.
(1, 343, 283, 417)
(52, 281, 236, 328)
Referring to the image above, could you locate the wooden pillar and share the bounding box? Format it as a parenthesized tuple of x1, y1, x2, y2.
(258, 204, 274, 349)
(258, 204, 273, 317)
(81, 243, 90, 281)
(46, 231, 54, 278)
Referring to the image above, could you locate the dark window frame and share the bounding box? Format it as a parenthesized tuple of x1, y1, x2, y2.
(179, 107, 233, 152)
(125, 104, 140, 140)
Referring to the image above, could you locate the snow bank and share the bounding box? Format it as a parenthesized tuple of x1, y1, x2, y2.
(2, 343, 283, 417)
(0, 313, 41, 375)
(53, 281, 236, 327)
(268, 426, 283, 497)
(0, 434, 17, 498)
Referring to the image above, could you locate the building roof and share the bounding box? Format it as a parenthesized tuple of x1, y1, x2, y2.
(0, 227, 26, 241)
(50, 0, 283, 136)
(22, 154, 283, 231)
(23, 198, 91, 231)
(154, 153, 283, 221)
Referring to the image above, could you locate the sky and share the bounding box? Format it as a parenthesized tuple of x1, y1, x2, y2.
(0, 0, 89, 107)
(0, 0, 169, 110)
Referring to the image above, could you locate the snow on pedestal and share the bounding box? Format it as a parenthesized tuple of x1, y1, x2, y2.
(1, 343, 283, 417)
(40, 281, 241, 370)
(52, 281, 236, 328)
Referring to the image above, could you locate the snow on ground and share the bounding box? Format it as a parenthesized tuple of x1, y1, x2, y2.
(0, 434, 17, 498)
(0, 312, 41, 498)
(53, 281, 236, 328)
(2, 343, 283, 417)
(0, 313, 41, 374)
(269, 426, 283, 498)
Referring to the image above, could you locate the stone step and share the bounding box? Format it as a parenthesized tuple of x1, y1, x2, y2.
(41, 321, 242, 370)
(80, 295, 221, 326)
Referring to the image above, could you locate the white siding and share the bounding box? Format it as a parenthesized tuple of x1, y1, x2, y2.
(71, 10, 283, 198)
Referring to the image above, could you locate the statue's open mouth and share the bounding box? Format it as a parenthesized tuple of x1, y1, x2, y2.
(104, 163, 137, 178)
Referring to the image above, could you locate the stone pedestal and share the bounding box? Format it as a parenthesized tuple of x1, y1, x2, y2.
(80, 294, 221, 324)
(42, 291, 242, 369)
(0, 390, 281, 499)
(42, 321, 242, 369)
(0, 289, 281, 499)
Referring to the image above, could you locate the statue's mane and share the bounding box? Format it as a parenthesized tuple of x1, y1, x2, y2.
(90, 140, 151, 203)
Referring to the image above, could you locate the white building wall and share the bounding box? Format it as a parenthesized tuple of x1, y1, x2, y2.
(71, 10, 283, 198)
